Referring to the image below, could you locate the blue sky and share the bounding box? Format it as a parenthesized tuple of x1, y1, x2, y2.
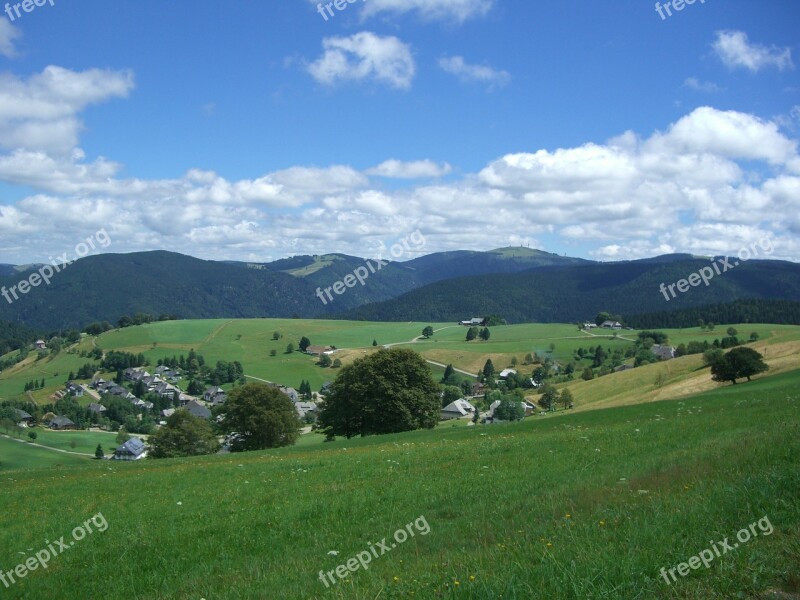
(0, 0, 798, 264)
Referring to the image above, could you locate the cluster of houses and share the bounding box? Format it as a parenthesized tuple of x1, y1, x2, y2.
(582, 320, 624, 330)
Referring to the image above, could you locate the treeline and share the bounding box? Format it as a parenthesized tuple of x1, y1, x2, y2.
(117, 313, 178, 329)
(624, 299, 800, 329)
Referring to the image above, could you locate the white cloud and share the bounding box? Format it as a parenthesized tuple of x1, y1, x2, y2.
(307, 32, 415, 89)
(712, 31, 794, 72)
(0, 66, 135, 155)
(438, 56, 510, 88)
(683, 77, 722, 93)
(0, 18, 20, 58)
(0, 105, 799, 264)
(367, 159, 452, 178)
(361, 0, 494, 23)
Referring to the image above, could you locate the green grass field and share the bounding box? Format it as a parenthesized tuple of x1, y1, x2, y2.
(0, 435, 86, 472)
(0, 370, 797, 599)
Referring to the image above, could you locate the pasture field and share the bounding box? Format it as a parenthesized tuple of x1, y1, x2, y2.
(0, 370, 797, 599)
(3, 320, 798, 405)
(26, 429, 118, 455)
(0, 435, 86, 472)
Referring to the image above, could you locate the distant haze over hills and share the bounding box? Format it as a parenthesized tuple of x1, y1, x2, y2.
(0, 248, 798, 330)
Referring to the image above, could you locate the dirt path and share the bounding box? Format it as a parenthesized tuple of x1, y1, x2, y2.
(203, 320, 235, 344)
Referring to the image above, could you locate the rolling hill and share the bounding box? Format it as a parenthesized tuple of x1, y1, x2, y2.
(343, 258, 800, 323)
(0, 247, 798, 331)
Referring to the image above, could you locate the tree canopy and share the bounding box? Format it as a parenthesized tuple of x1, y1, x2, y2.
(711, 347, 768, 384)
(149, 410, 220, 458)
(318, 348, 439, 438)
(218, 383, 301, 451)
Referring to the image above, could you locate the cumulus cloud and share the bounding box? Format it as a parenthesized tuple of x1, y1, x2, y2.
(0, 105, 799, 264)
(367, 159, 452, 179)
(0, 18, 20, 58)
(361, 0, 494, 23)
(712, 30, 794, 72)
(307, 32, 415, 89)
(0, 66, 135, 155)
(438, 56, 510, 88)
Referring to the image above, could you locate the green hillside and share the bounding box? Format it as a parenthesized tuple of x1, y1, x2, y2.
(343, 259, 800, 323)
(0, 370, 797, 598)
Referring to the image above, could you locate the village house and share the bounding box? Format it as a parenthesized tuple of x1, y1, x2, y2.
(651, 344, 677, 361)
(34, 340, 47, 350)
(460, 318, 486, 327)
(440, 399, 476, 421)
(183, 400, 212, 420)
(49, 415, 76, 430)
(65, 382, 84, 397)
(87, 403, 107, 414)
(14, 408, 34, 426)
(305, 345, 334, 357)
(113, 438, 147, 461)
(600, 320, 623, 330)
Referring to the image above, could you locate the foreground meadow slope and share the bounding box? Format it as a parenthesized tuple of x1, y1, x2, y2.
(1, 370, 798, 599)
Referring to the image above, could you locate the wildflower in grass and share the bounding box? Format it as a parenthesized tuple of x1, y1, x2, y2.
(455, 581, 460, 586)
(546, 542, 553, 547)
(599, 520, 605, 526)
(565, 514, 571, 519)
(393, 576, 399, 582)
(469, 575, 475, 581)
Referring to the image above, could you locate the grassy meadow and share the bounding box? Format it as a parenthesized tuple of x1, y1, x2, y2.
(0, 369, 797, 598)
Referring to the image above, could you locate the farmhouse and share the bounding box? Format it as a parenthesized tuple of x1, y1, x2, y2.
(183, 400, 212, 420)
(600, 320, 623, 330)
(204, 386, 227, 404)
(65, 382, 84, 397)
(460, 318, 486, 327)
(306, 345, 334, 356)
(34, 340, 47, 350)
(87, 403, 107, 414)
(49, 416, 76, 430)
(440, 399, 476, 421)
(113, 438, 147, 461)
(14, 408, 34, 425)
(651, 344, 676, 361)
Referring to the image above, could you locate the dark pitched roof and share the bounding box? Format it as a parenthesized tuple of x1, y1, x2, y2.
(116, 438, 145, 455)
(14, 408, 33, 420)
(50, 416, 75, 427)
(184, 400, 212, 419)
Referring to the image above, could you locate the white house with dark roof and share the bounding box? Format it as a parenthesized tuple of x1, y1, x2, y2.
(113, 438, 147, 460)
(440, 398, 476, 420)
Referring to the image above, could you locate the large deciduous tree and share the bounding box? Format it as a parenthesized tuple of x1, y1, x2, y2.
(318, 348, 439, 438)
(149, 410, 220, 458)
(711, 347, 768, 384)
(218, 383, 301, 451)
